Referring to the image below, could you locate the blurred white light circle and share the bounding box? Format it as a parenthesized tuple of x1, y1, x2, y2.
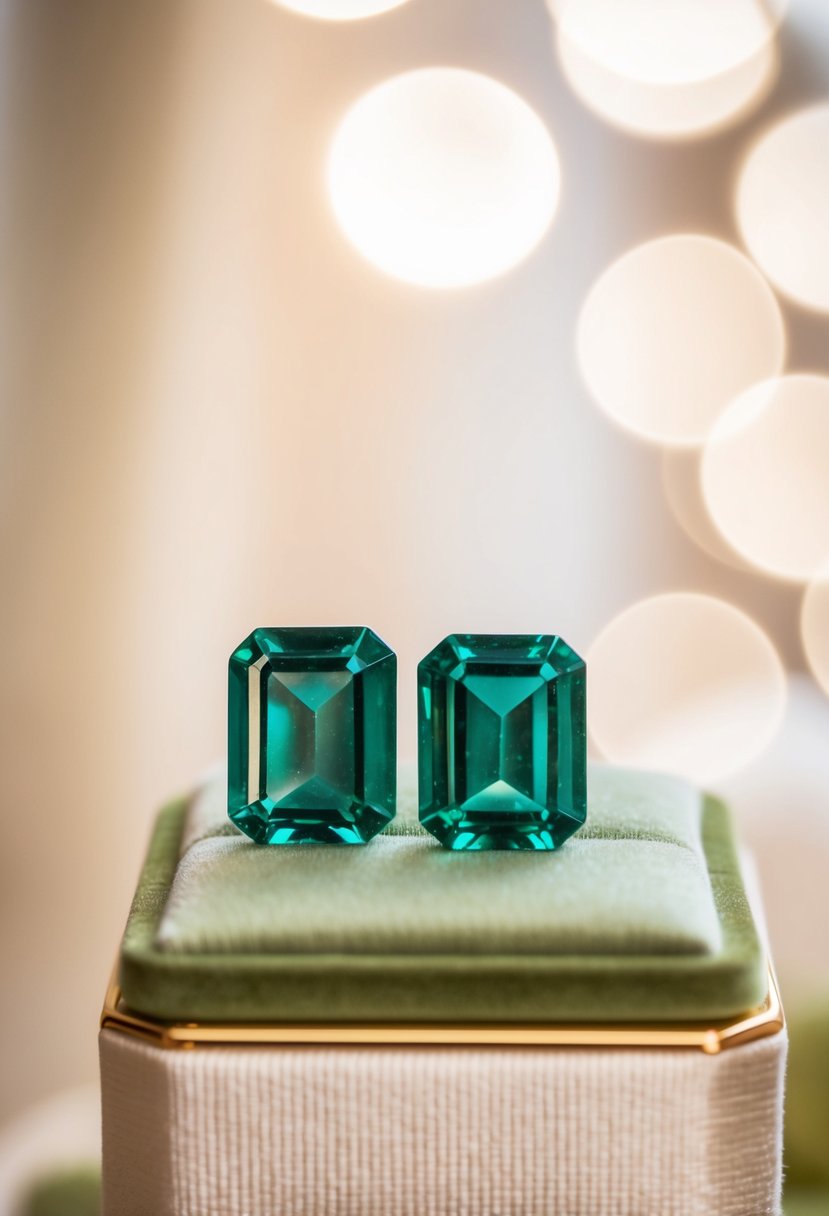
(588, 593, 786, 784)
(577, 235, 785, 446)
(661, 449, 749, 570)
(551, 0, 787, 86)
(802, 568, 829, 699)
(272, 0, 409, 18)
(702, 374, 829, 582)
(328, 69, 561, 289)
(737, 104, 829, 313)
(557, 31, 776, 141)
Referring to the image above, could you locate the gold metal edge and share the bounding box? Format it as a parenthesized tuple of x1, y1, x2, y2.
(100, 966, 784, 1054)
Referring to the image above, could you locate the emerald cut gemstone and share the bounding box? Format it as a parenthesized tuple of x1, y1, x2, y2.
(228, 626, 396, 845)
(418, 633, 586, 851)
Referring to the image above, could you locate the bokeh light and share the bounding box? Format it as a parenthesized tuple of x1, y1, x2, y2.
(556, 32, 776, 141)
(270, 0, 410, 19)
(327, 69, 561, 289)
(801, 569, 829, 699)
(702, 375, 829, 582)
(588, 593, 786, 784)
(577, 235, 785, 446)
(661, 449, 748, 569)
(737, 103, 829, 314)
(549, 0, 787, 86)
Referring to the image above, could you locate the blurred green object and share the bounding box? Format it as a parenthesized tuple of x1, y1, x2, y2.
(785, 1191, 829, 1216)
(786, 998, 829, 1188)
(23, 1165, 100, 1216)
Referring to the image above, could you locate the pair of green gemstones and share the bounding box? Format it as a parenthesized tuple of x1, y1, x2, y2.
(228, 626, 587, 852)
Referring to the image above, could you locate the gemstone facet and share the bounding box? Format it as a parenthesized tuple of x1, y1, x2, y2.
(228, 626, 396, 845)
(418, 633, 586, 850)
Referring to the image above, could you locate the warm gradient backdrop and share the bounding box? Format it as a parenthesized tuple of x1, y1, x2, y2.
(1, 0, 828, 1142)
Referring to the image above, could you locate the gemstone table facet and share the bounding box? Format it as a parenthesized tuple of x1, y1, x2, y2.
(228, 626, 396, 845)
(418, 633, 587, 850)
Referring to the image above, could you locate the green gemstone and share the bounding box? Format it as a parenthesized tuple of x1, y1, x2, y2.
(228, 626, 396, 845)
(418, 633, 586, 851)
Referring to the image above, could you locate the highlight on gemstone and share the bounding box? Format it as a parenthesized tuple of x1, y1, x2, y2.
(228, 626, 396, 845)
(418, 634, 587, 851)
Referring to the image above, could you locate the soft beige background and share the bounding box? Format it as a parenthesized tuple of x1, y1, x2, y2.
(1, 0, 828, 1125)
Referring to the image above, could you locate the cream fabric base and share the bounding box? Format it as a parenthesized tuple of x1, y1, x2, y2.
(100, 1028, 785, 1216)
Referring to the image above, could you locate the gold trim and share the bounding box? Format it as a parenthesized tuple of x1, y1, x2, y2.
(100, 966, 784, 1055)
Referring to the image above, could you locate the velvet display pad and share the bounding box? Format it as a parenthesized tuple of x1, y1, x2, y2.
(118, 767, 767, 1024)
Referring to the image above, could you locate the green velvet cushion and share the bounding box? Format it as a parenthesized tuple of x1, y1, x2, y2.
(119, 765, 767, 1024)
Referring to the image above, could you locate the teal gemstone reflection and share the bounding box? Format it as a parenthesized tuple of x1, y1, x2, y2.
(228, 626, 396, 845)
(418, 634, 586, 851)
